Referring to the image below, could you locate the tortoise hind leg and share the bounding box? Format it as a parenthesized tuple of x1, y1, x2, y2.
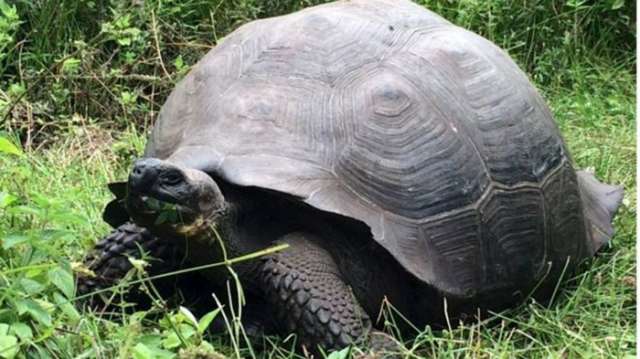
(258, 232, 397, 354)
(76, 222, 186, 312)
(576, 170, 624, 254)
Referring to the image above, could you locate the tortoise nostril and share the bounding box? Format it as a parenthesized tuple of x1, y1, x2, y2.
(129, 160, 157, 191)
(132, 160, 148, 177)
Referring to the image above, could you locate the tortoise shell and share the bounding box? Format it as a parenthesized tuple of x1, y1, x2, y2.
(144, 0, 591, 298)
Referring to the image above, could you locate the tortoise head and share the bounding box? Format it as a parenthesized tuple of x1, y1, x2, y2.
(125, 158, 226, 237)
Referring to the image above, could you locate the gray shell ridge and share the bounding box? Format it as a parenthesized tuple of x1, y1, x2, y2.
(144, 0, 590, 298)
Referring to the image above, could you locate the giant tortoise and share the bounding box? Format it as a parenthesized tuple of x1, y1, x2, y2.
(77, 0, 623, 353)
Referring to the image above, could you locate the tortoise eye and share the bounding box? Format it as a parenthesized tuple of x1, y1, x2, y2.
(163, 171, 183, 186)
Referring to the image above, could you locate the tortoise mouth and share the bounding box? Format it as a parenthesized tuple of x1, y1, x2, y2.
(127, 191, 200, 229)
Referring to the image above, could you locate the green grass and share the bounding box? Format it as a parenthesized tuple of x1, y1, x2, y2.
(0, 0, 636, 358)
(0, 61, 634, 359)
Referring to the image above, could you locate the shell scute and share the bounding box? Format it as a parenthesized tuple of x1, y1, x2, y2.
(146, 0, 588, 297)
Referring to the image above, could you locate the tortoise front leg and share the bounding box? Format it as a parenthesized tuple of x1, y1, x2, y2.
(76, 222, 186, 312)
(258, 232, 395, 353)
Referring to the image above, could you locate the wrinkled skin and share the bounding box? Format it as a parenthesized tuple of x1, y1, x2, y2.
(78, 158, 404, 354)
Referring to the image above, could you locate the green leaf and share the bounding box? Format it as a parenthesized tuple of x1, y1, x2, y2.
(128, 257, 149, 273)
(179, 306, 198, 329)
(0, 137, 21, 156)
(327, 346, 351, 359)
(117, 37, 132, 46)
(0, 0, 18, 21)
(133, 335, 176, 359)
(0, 325, 7, 336)
(1, 234, 29, 250)
(161, 332, 181, 349)
(119, 90, 138, 105)
(8, 323, 31, 341)
(566, 0, 587, 7)
(138, 334, 163, 348)
(154, 211, 170, 225)
(7, 83, 24, 97)
(132, 343, 154, 359)
(18, 278, 45, 295)
(24, 265, 47, 278)
(173, 55, 186, 72)
(133, 341, 175, 359)
(61, 58, 81, 74)
(14, 299, 52, 327)
(0, 192, 17, 209)
(0, 335, 18, 359)
(53, 292, 80, 322)
(177, 324, 195, 340)
(611, 0, 624, 10)
(197, 309, 221, 335)
(48, 267, 74, 298)
(162, 323, 196, 349)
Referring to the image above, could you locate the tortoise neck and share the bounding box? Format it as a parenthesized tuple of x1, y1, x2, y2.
(189, 201, 267, 285)
(195, 200, 240, 255)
